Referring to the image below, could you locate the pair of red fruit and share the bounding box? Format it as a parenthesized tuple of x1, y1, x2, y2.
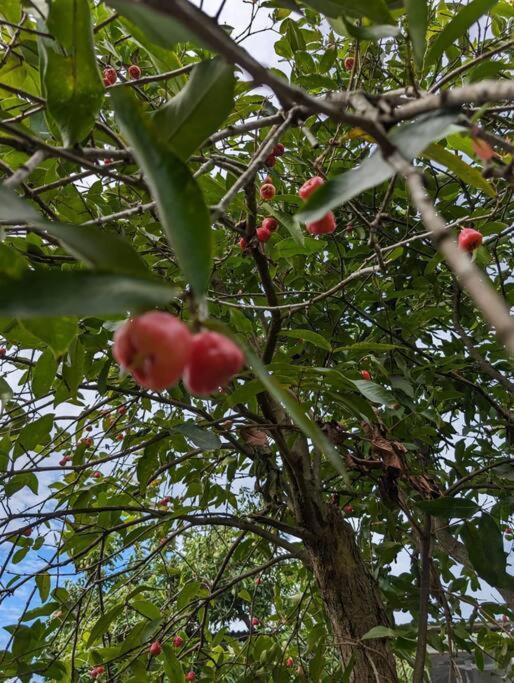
(113, 312, 244, 395)
(103, 64, 141, 86)
(239, 215, 279, 250)
(264, 142, 285, 168)
(299, 176, 336, 235)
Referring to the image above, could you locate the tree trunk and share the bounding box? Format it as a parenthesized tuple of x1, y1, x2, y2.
(304, 507, 398, 682)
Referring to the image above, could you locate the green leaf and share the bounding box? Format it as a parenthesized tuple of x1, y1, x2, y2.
(17, 414, 53, 452)
(174, 423, 222, 451)
(304, 0, 394, 24)
(5, 472, 39, 497)
(352, 380, 395, 405)
(32, 351, 58, 398)
(42, 0, 104, 145)
(111, 87, 212, 298)
(334, 342, 402, 353)
(282, 329, 332, 351)
(162, 644, 185, 683)
(362, 626, 396, 640)
(22, 318, 77, 357)
(425, 0, 499, 67)
(261, 203, 304, 245)
(417, 497, 479, 518)
(87, 605, 122, 646)
(35, 573, 50, 603)
(330, 16, 399, 40)
(405, 0, 428, 69)
(107, 0, 198, 48)
(131, 600, 161, 621)
(0, 271, 174, 318)
(153, 58, 235, 161)
(297, 111, 459, 222)
(0, 188, 149, 276)
(245, 345, 349, 483)
(0, 377, 12, 405)
(422, 143, 496, 197)
(461, 513, 514, 590)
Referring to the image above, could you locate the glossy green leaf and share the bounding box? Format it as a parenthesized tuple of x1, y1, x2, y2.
(352, 380, 395, 405)
(22, 318, 77, 357)
(0, 377, 12, 405)
(17, 414, 53, 452)
(425, 0, 499, 67)
(131, 600, 161, 621)
(35, 573, 50, 603)
(174, 422, 222, 451)
(298, 111, 459, 222)
(330, 16, 399, 40)
(362, 625, 396, 640)
(0, 271, 174, 318)
(5, 472, 39, 497)
(422, 143, 496, 197)
(163, 644, 185, 683)
(282, 329, 332, 351)
(261, 203, 304, 245)
(417, 497, 479, 518)
(87, 605, 122, 646)
(32, 351, 58, 398)
(42, 0, 104, 145)
(405, 0, 428, 69)
(334, 342, 402, 353)
(111, 87, 212, 298)
(462, 513, 514, 590)
(304, 0, 394, 23)
(153, 58, 235, 160)
(0, 188, 149, 276)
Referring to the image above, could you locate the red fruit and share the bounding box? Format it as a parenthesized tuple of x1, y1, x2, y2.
(0, 347, 5, 357)
(360, 370, 371, 381)
(104, 158, 113, 166)
(344, 56, 355, 71)
(273, 143, 285, 156)
(471, 137, 496, 161)
(117, 406, 127, 415)
(182, 331, 244, 396)
(149, 640, 161, 656)
(115, 433, 124, 441)
(262, 217, 278, 232)
(113, 312, 192, 392)
(299, 176, 325, 200)
(59, 456, 70, 467)
(251, 616, 261, 626)
(158, 497, 171, 507)
(239, 237, 248, 251)
(343, 504, 353, 514)
(256, 226, 271, 243)
(103, 67, 117, 86)
(286, 657, 294, 668)
(259, 183, 276, 200)
(306, 211, 336, 235)
(173, 635, 184, 648)
(185, 673, 196, 682)
(458, 227, 483, 253)
(264, 154, 276, 168)
(128, 64, 142, 79)
(92, 471, 102, 479)
(81, 437, 94, 447)
(22, 527, 32, 536)
(90, 666, 105, 679)
(255, 577, 262, 585)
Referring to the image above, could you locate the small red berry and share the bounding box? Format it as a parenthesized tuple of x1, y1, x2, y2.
(185, 673, 196, 682)
(115, 433, 124, 441)
(306, 211, 336, 235)
(262, 217, 278, 232)
(264, 154, 276, 168)
(273, 143, 285, 156)
(173, 635, 184, 648)
(286, 657, 294, 668)
(0, 348, 6, 357)
(239, 237, 248, 251)
(59, 456, 71, 467)
(256, 226, 271, 243)
(259, 183, 276, 200)
(251, 616, 261, 626)
(458, 227, 483, 253)
(92, 471, 102, 479)
(149, 641, 161, 656)
(299, 176, 325, 200)
(344, 56, 355, 71)
(128, 64, 142, 80)
(343, 504, 353, 514)
(182, 331, 244, 396)
(113, 312, 193, 392)
(104, 158, 113, 166)
(255, 577, 262, 585)
(360, 370, 371, 381)
(117, 406, 127, 415)
(103, 67, 117, 86)
(158, 497, 171, 506)
(22, 527, 32, 536)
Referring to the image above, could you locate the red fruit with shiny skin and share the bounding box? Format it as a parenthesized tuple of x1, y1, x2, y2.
(343, 504, 353, 514)
(117, 406, 127, 415)
(239, 237, 248, 251)
(0, 347, 6, 357)
(344, 56, 355, 71)
(113, 312, 192, 391)
(173, 635, 184, 648)
(59, 456, 70, 467)
(458, 227, 483, 252)
(256, 226, 271, 243)
(251, 616, 261, 626)
(262, 217, 278, 232)
(128, 64, 141, 79)
(299, 175, 325, 200)
(183, 332, 244, 396)
(149, 641, 162, 656)
(103, 67, 117, 85)
(158, 497, 171, 506)
(360, 370, 371, 381)
(185, 673, 196, 682)
(92, 471, 102, 479)
(115, 433, 124, 441)
(22, 527, 32, 536)
(259, 183, 276, 200)
(306, 211, 336, 235)
(273, 143, 285, 156)
(286, 657, 294, 668)
(264, 154, 276, 168)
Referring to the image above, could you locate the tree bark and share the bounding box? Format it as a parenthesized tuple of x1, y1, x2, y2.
(303, 506, 398, 682)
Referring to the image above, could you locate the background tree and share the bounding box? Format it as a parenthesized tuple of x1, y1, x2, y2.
(0, 0, 512, 681)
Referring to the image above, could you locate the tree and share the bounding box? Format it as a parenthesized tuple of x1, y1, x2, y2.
(0, 0, 512, 681)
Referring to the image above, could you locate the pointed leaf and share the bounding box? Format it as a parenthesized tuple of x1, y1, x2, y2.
(352, 380, 395, 405)
(35, 573, 51, 603)
(174, 423, 222, 451)
(87, 605, 122, 646)
(111, 87, 212, 298)
(405, 0, 428, 69)
(422, 143, 496, 197)
(261, 203, 304, 245)
(461, 513, 514, 590)
(417, 497, 479, 518)
(282, 329, 332, 351)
